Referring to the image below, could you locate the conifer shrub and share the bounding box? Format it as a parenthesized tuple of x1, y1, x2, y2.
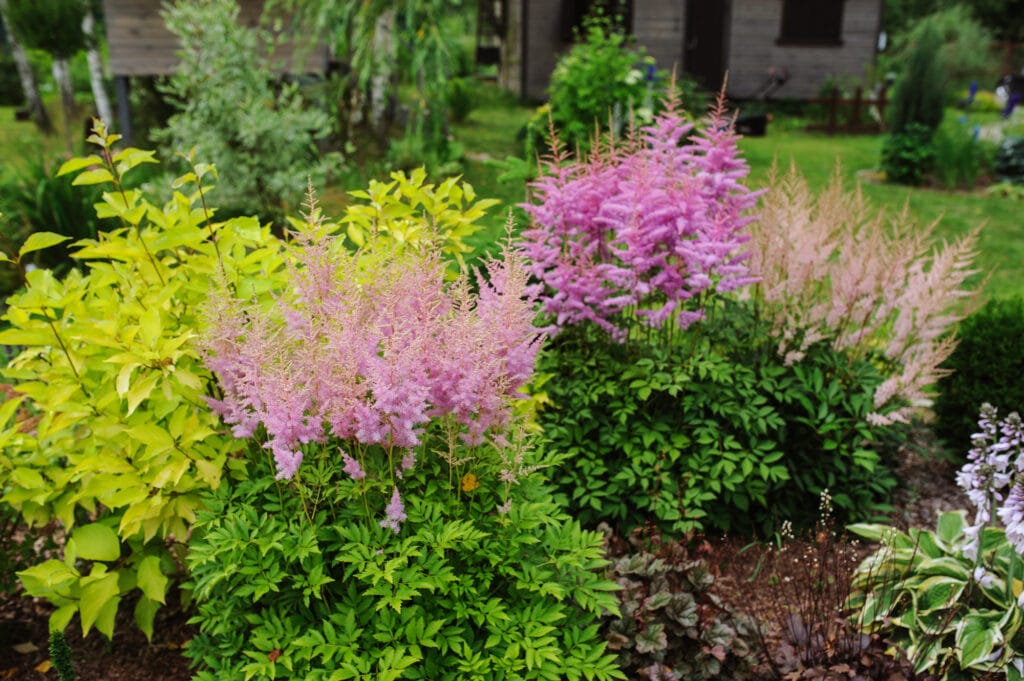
(934, 296, 1024, 451)
(887, 23, 946, 136)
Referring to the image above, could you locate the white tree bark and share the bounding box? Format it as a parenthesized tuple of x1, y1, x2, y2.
(52, 58, 76, 151)
(82, 10, 113, 125)
(0, 0, 51, 132)
(368, 8, 395, 131)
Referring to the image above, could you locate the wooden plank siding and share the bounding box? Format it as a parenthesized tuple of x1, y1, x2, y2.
(632, 0, 684, 78)
(103, 0, 327, 77)
(725, 0, 882, 99)
(516, 0, 882, 102)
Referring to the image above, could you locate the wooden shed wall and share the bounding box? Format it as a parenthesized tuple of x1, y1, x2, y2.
(725, 0, 882, 99)
(518, 0, 881, 102)
(632, 0, 684, 77)
(103, 0, 326, 77)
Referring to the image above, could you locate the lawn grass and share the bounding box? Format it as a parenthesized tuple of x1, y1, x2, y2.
(740, 126, 1023, 301)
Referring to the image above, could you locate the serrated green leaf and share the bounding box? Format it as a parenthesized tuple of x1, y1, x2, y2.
(71, 168, 115, 186)
(134, 596, 159, 641)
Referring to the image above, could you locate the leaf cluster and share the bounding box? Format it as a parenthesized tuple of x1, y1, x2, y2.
(185, 444, 625, 681)
(538, 302, 900, 536)
(0, 123, 498, 641)
(603, 529, 760, 681)
(882, 123, 937, 186)
(849, 511, 1024, 679)
(544, 16, 664, 152)
(994, 136, 1024, 184)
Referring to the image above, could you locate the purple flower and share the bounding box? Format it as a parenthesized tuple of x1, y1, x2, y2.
(379, 487, 407, 534)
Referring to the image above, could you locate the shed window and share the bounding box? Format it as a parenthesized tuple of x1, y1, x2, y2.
(778, 0, 844, 46)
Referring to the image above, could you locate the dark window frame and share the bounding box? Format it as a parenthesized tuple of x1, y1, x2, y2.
(776, 0, 845, 47)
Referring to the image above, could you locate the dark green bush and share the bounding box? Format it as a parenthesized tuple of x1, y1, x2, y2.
(446, 76, 476, 123)
(603, 528, 760, 680)
(994, 136, 1024, 184)
(538, 303, 900, 536)
(887, 23, 946, 135)
(934, 296, 1024, 450)
(881, 122, 935, 185)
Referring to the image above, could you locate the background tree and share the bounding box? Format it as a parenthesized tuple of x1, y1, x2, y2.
(271, 0, 467, 164)
(4, 0, 87, 150)
(0, 0, 51, 133)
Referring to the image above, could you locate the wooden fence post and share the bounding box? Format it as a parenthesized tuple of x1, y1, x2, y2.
(828, 87, 839, 134)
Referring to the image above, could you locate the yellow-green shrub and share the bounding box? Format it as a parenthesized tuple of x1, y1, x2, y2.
(0, 121, 498, 640)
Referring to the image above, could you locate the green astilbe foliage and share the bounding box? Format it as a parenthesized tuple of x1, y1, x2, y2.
(185, 440, 625, 681)
(48, 630, 76, 681)
(887, 23, 946, 135)
(934, 296, 1024, 451)
(156, 0, 337, 221)
(603, 529, 760, 681)
(539, 302, 901, 536)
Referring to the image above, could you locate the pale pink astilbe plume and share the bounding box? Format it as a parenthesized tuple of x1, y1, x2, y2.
(522, 92, 760, 339)
(379, 486, 406, 534)
(201, 226, 542, 482)
(749, 164, 982, 419)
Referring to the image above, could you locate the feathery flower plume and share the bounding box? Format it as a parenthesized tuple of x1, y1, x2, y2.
(522, 85, 759, 339)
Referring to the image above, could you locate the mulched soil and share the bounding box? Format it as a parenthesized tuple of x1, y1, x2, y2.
(0, 443, 971, 681)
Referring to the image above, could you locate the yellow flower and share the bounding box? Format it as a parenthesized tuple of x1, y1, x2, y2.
(461, 473, 479, 492)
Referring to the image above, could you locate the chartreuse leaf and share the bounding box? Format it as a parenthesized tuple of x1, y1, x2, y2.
(19, 232, 71, 258)
(57, 155, 104, 176)
(134, 596, 160, 641)
(136, 555, 169, 604)
(71, 167, 115, 186)
(71, 523, 121, 562)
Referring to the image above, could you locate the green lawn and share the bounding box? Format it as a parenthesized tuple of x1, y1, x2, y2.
(740, 128, 1022, 300)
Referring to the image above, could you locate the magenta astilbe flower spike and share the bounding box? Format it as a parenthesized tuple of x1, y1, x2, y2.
(521, 91, 759, 339)
(379, 486, 407, 534)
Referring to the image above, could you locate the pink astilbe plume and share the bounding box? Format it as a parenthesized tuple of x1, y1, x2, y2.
(200, 225, 543, 485)
(522, 86, 760, 339)
(748, 164, 981, 421)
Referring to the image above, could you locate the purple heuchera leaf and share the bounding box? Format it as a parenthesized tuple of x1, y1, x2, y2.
(521, 92, 760, 339)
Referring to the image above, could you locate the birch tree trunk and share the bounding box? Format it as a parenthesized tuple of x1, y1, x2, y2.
(368, 8, 395, 133)
(52, 58, 76, 151)
(82, 9, 113, 125)
(0, 0, 51, 133)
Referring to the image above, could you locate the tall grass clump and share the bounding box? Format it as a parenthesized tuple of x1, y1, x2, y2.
(525, 89, 982, 534)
